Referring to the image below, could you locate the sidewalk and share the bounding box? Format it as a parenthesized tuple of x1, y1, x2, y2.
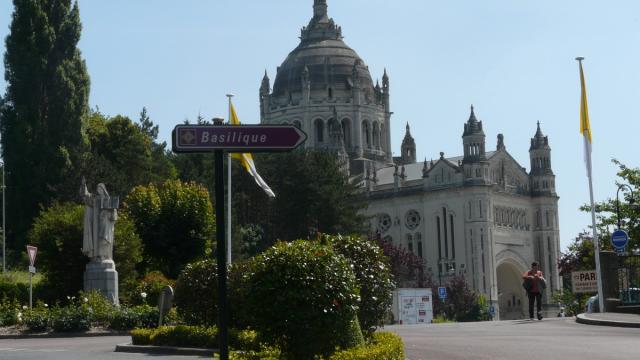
(576, 312, 640, 328)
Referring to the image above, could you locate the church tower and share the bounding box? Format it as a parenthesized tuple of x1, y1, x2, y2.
(398, 123, 416, 165)
(529, 122, 561, 303)
(529, 122, 555, 196)
(259, 0, 392, 174)
(461, 105, 490, 184)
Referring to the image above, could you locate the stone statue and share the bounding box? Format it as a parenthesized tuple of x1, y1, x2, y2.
(81, 178, 118, 261)
(81, 178, 120, 304)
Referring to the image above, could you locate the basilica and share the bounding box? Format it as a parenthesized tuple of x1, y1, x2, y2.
(259, 0, 561, 320)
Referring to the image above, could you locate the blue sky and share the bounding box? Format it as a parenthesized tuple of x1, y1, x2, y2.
(1, 0, 639, 251)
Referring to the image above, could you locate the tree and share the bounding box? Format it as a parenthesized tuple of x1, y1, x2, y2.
(232, 150, 366, 246)
(1, 0, 90, 253)
(124, 180, 215, 278)
(83, 110, 176, 198)
(578, 160, 639, 253)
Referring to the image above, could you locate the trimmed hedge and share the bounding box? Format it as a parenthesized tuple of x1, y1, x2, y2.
(327, 332, 405, 360)
(131, 326, 259, 351)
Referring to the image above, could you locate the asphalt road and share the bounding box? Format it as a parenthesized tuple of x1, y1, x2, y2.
(385, 317, 640, 360)
(2, 319, 639, 360)
(0, 335, 209, 360)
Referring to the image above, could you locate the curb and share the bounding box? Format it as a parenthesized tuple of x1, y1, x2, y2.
(0, 330, 130, 340)
(576, 314, 640, 328)
(115, 343, 218, 356)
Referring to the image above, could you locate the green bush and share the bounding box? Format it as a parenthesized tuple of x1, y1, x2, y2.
(24, 306, 50, 332)
(174, 259, 217, 326)
(79, 290, 117, 326)
(0, 296, 22, 326)
(327, 332, 405, 360)
(124, 180, 214, 277)
(244, 240, 363, 359)
(229, 346, 282, 360)
(109, 305, 162, 330)
(328, 234, 395, 335)
(131, 326, 260, 351)
(131, 271, 175, 307)
(50, 305, 90, 332)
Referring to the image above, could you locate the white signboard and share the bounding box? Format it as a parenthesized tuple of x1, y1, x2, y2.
(393, 288, 433, 325)
(571, 270, 598, 293)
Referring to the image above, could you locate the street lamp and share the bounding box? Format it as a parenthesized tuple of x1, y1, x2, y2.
(616, 184, 635, 229)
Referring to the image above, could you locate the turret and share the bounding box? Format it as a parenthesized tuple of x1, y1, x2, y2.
(399, 123, 416, 165)
(382, 68, 390, 110)
(529, 122, 555, 195)
(461, 105, 489, 184)
(462, 105, 486, 163)
(260, 70, 270, 121)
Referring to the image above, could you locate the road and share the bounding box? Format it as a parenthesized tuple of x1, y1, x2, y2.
(1, 319, 639, 359)
(0, 335, 208, 360)
(385, 317, 640, 360)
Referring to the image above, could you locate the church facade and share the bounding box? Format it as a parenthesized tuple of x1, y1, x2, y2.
(259, 0, 561, 320)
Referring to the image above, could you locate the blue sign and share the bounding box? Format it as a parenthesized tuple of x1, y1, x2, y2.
(438, 286, 447, 299)
(489, 306, 496, 316)
(611, 229, 629, 250)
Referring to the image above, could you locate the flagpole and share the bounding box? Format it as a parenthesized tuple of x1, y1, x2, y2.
(226, 94, 234, 265)
(576, 57, 604, 312)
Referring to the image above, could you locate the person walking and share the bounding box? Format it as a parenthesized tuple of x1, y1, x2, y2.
(523, 261, 546, 320)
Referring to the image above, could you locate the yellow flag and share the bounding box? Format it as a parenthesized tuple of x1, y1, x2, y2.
(577, 59, 593, 177)
(579, 61, 592, 143)
(229, 102, 276, 198)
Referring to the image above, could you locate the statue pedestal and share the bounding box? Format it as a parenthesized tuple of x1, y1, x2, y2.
(84, 260, 119, 305)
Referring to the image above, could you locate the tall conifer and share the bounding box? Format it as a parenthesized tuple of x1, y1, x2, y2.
(1, 0, 90, 254)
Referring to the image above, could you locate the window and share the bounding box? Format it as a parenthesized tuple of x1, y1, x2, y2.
(315, 120, 324, 143)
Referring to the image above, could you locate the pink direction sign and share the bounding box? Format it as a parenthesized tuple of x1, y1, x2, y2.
(172, 124, 307, 153)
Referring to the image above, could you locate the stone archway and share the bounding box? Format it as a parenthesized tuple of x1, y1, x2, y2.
(497, 260, 526, 320)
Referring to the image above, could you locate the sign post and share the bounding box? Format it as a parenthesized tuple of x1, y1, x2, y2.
(26, 245, 37, 309)
(438, 286, 447, 300)
(611, 229, 629, 253)
(172, 121, 306, 360)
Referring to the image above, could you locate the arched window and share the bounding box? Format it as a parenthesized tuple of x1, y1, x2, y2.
(315, 119, 324, 143)
(372, 122, 380, 148)
(406, 234, 413, 253)
(362, 121, 371, 148)
(341, 118, 351, 148)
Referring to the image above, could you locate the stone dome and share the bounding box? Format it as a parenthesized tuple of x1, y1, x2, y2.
(271, 0, 375, 99)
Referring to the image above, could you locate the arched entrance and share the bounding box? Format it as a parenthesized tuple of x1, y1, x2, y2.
(497, 261, 526, 320)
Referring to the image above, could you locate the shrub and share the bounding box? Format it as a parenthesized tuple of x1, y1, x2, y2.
(327, 332, 405, 360)
(79, 290, 116, 326)
(131, 271, 175, 307)
(328, 234, 395, 335)
(124, 180, 215, 277)
(50, 305, 90, 332)
(174, 259, 217, 326)
(0, 296, 21, 326)
(24, 306, 50, 332)
(131, 326, 259, 351)
(109, 305, 162, 330)
(244, 240, 363, 359)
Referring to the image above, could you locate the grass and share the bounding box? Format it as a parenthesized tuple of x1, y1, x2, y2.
(0, 270, 43, 285)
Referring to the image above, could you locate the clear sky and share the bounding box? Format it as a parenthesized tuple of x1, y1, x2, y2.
(1, 0, 639, 251)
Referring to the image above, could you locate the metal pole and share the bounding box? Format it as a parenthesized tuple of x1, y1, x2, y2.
(2, 162, 4, 273)
(213, 118, 229, 360)
(616, 184, 634, 229)
(587, 167, 605, 313)
(226, 94, 234, 265)
(29, 272, 32, 310)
